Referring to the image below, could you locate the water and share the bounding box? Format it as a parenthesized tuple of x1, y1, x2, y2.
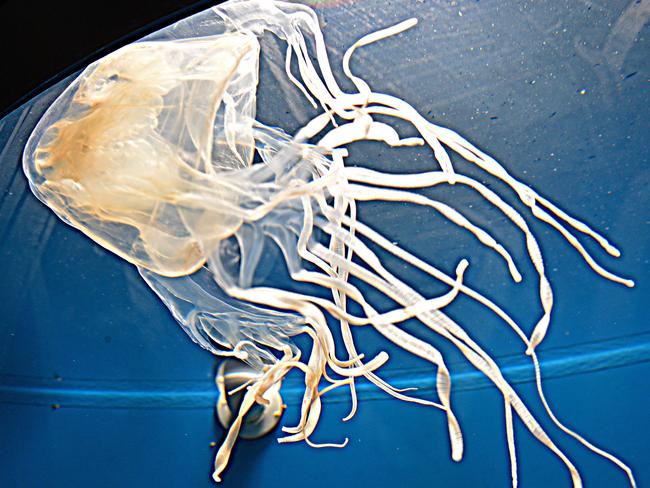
(0, 1, 648, 486)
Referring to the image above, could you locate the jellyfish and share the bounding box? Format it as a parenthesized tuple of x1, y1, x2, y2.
(21, 0, 636, 486)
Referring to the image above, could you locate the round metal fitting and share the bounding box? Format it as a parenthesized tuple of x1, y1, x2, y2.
(215, 358, 283, 439)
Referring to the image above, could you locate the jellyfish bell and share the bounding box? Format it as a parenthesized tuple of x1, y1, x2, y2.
(22, 0, 636, 486)
(23, 31, 263, 276)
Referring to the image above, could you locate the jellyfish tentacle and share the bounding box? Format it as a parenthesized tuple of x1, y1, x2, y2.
(317, 113, 424, 150)
(139, 267, 304, 371)
(294, 111, 337, 143)
(431, 125, 624, 256)
(314, 193, 575, 476)
(313, 242, 583, 487)
(337, 167, 558, 348)
(529, 351, 637, 487)
(284, 43, 317, 109)
(213, 380, 259, 482)
(378, 99, 631, 285)
(339, 164, 632, 348)
(323, 185, 362, 421)
(504, 398, 519, 488)
(335, 183, 522, 282)
(280, 327, 325, 438)
(292, 194, 469, 326)
(320, 206, 635, 484)
(293, 206, 456, 411)
(280, 391, 347, 448)
(316, 203, 532, 346)
(342, 18, 418, 98)
(223, 226, 472, 455)
(333, 92, 632, 290)
(252, 253, 464, 455)
(525, 201, 634, 288)
(212, 219, 373, 371)
(226, 279, 465, 348)
(248, 222, 369, 372)
(293, 196, 466, 459)
(217, 0, 360, 122)
(305, 192, 423, 406)
(318, 213, 636, 487)
(332, 19, 457, 178)
(297, 53, 632, 290)
(233, 222, 265, 288)
(213, 347, 303, 482)
(225, 278, 384, 371)
(307, 237, 467, 462)
(316, 150, 415, 407)
(533, 193, 621, 257)
(331, 167, 553, 350)
(310, 202, 586, 482)
(320, 147, 438, 405)
(259, 317, 385, 445)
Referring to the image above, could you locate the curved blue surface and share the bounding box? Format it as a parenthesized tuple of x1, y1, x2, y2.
(1, 1, 648, 487)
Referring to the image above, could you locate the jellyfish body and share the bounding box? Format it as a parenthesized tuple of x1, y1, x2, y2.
(22, 0, 636, 486)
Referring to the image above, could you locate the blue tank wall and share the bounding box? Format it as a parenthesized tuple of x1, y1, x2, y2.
(1, 0, 648, 486)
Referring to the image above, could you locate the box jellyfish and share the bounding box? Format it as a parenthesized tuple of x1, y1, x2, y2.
(21, 0, 636, 486)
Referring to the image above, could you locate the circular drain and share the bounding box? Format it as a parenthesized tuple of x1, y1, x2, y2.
(215, 358, 283, 439)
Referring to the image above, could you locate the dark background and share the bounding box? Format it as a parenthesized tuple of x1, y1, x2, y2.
(0, 0, 219, 117)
